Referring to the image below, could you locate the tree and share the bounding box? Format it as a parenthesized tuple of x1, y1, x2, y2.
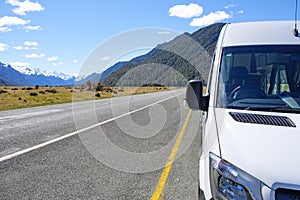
(86, 80, 92, 90)
(96, 82, 104, 91)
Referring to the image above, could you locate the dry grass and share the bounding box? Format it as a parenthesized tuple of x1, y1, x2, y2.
(0, 86, 179, 111)
(0, 86, 73, 111)
(111, 86, 174, 96)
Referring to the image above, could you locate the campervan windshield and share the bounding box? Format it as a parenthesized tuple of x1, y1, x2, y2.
(217, 45, 300, 113)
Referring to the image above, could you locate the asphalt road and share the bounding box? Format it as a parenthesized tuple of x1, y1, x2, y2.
(0, 89, 202, 200)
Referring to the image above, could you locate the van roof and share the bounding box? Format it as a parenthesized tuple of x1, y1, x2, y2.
(221, 21, 300, 47)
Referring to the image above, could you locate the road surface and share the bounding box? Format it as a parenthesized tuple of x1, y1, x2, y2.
(0, 89, 202, 199)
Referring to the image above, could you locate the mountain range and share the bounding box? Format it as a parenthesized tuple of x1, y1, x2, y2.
(102, 23, 225, 86)
(0, 62, 75, 86)
(1, 23, 225, 87)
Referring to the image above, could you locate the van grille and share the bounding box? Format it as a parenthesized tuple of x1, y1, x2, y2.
(275, 188, 300, 200)
(229, 112, 296, 127)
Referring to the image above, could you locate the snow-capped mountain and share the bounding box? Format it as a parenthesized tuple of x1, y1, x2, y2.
(11, 65, 74, 80)
(0, 62, 76, 86)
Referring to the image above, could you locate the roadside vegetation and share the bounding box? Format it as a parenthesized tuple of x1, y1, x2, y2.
(0, 83, 176, 111)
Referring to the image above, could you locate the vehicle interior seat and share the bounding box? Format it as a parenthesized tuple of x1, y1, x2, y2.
(226, 66, 249, 93)
(227, 67, 266, 99)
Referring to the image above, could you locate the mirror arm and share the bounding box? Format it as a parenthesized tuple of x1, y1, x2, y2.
(201, 95, 210, 112)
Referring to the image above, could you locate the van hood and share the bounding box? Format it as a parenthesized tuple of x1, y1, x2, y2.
(215, 108, 300, 189)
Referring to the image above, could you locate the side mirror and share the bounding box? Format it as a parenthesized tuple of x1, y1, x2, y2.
(185, 80, 209, 111)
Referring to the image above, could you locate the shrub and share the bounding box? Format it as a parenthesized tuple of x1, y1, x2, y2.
(0, 90, 7, 94)
(45, 89, 57, 93)
(12, 88, 18, 90)
(104, 88, 113, 93)
(35, 85, 39, 90)
(30, 92, 38, 96)
(26, 87, 33, 90)
(96, 82, 104, 92)
(95, 93, 101, 97)
(39, 91, 45, 94)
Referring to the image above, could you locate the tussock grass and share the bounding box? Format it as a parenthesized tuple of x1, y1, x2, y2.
(0, 86, 179, 111)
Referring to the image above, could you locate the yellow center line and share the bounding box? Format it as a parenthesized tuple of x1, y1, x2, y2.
(150, 109, 192, 200)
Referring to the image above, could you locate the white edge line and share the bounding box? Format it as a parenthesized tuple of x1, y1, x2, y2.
(0, 94, 180, 162)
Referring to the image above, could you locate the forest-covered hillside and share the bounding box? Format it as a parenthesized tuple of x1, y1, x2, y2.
(103, 23, 225, 86)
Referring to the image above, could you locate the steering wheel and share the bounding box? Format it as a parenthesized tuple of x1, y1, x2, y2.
(231, 85, 266, 99)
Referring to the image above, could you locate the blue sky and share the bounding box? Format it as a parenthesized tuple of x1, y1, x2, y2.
(0, 0, 297, 76)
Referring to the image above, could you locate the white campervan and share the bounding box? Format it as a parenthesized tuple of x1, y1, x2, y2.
(186, 21, 300, 200)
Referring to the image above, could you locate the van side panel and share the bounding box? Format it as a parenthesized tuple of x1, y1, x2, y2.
(199, 24, 228, 199)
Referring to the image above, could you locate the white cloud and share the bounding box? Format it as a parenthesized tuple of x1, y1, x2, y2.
(224, 4, 237, 9)
(13, 46, 23, 50)
(0, 27, 12, 32)
(14, 45, 37, 50)
(25, 25, 42, 32)
(24, 41, 38, 47)
(0, 16, 30, 27)
(73, 59, 78, 63)
(238, 10, 244, 14)
(169, 3, 203, 19)
(6, 0, 44, 15)
(190, 11, 231, 27)
(24, 46, 37, 50)
(47, 56, 58, 62)
(10, 61, 28, 67)
(0, 43, 9, 51)
(25, 53, 45, 58)
(13, 41, 38, 51)
(101, 56, 111, 61)
(53, 62, 63, 67)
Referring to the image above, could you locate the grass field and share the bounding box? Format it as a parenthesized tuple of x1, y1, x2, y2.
(0, 86, 176, 111)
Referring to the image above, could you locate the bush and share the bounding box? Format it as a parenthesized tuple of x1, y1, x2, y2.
(0, 90, 7, 94)
(26, 87, 33, 90)
(30, 92, 38, 96)
(45, 89, 57, 93)
(104, 88, 113, 93)
(39, 91, 46, 94)
(95, 93, 101, 97)
(96, 82, 104, 92)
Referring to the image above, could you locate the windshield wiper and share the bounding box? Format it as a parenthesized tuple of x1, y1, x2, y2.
(245, 106, 300, 114)
(227, 105, 300, 113)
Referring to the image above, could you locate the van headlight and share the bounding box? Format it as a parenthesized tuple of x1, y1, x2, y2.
(209, 153, 263, 200)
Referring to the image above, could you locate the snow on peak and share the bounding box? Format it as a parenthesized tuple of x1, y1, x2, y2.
(44, 71, 75, 80)
(0, 62, 10, 68)
(10, 64, 74, 80)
